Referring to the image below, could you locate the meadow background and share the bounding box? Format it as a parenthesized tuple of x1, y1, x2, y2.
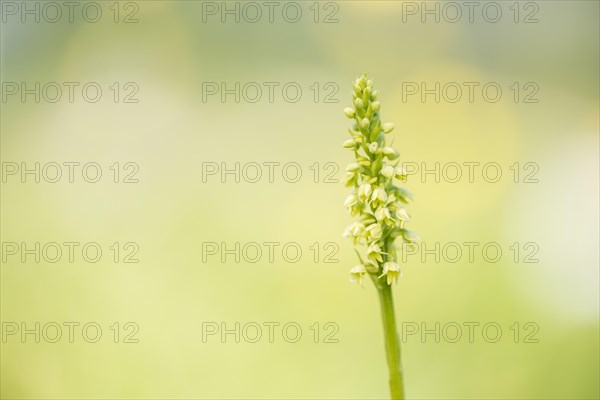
(1, 1, 598, 399)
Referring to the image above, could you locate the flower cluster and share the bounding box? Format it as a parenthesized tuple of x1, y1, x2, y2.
(343, 73, 418, 286)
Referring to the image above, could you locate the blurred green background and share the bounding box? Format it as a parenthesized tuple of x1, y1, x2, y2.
(1, 1, 598, 399)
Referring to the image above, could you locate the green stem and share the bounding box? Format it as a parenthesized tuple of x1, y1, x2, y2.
(377, 283, 405, 399)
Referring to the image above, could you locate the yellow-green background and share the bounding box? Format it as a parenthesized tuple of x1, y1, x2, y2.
(1, 1, 598, 399)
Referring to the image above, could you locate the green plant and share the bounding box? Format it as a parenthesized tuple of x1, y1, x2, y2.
(342, 73, 419, 400)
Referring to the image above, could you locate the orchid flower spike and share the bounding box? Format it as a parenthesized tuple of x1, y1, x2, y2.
(342, 73, 418, 285)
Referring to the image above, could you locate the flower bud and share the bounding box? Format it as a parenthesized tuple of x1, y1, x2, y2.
(368, 142, 379, 154)
(402, 229, 420, 243)
(354, 98, 364, 110)
(383, 147, 399, 160)
(360, 118, 370, 130)
(345, 162, 360, 172)
(382, 123, 396, 134)
(381, 165, 395, 178)
(357, 156, 370, 166)
(372, 101, 380, 113)
(343, 138, 356, 149)
(344, 107, 356, 118)
(358, 74, 367, 88)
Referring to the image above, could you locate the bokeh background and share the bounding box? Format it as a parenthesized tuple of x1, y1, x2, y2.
(1, 1, 598, 399)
